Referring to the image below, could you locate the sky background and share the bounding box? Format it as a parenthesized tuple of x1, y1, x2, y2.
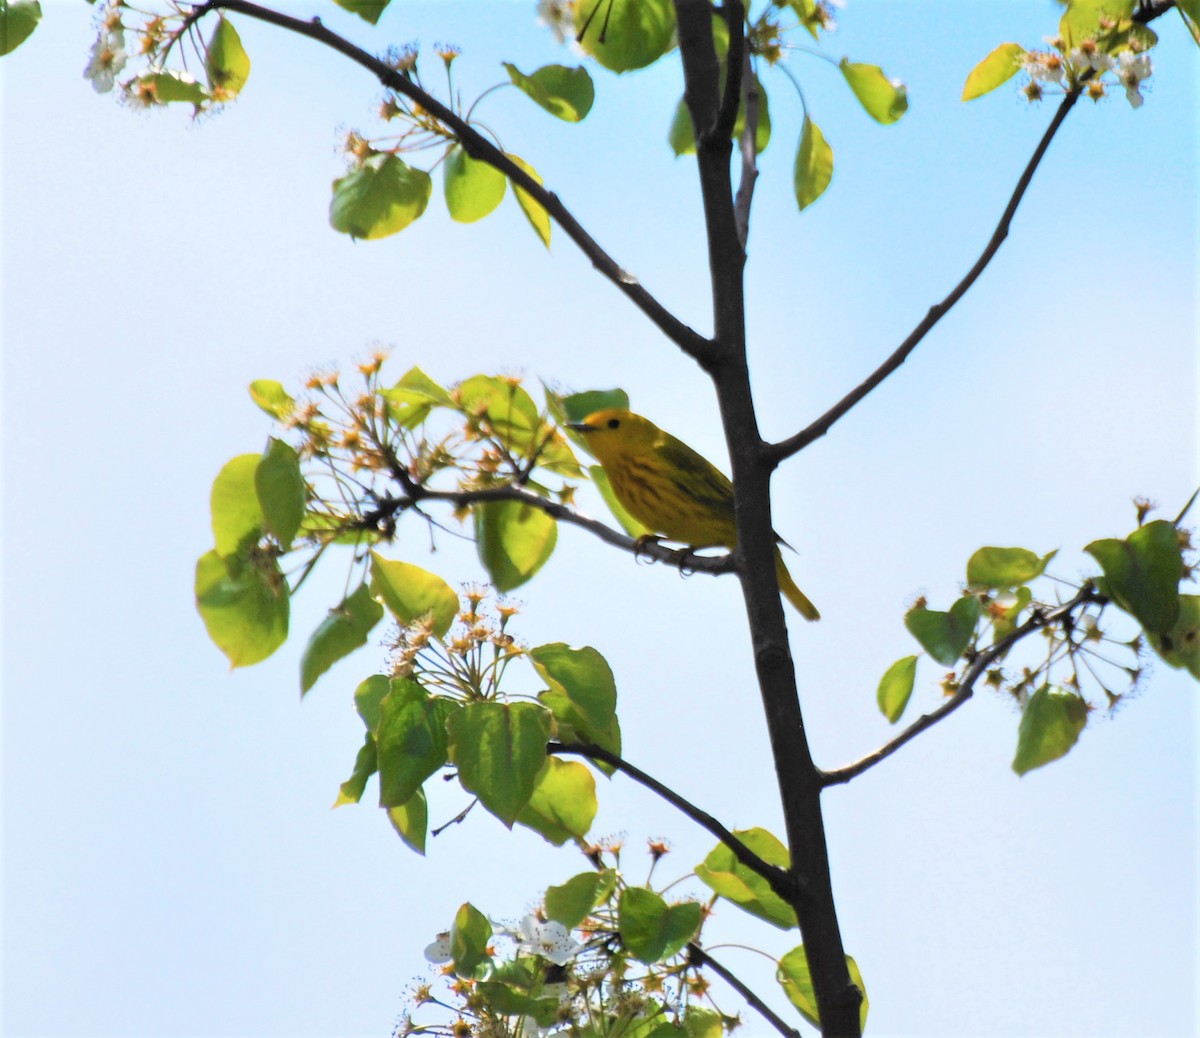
(2, 1, 1197, 1036)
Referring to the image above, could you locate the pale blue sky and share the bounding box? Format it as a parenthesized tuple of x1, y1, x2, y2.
(2, 2, 1197, 1036)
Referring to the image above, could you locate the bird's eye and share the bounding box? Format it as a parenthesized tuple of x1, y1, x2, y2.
(607, 418, 620, 429)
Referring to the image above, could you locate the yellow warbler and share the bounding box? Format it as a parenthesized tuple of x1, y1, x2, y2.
(568, 408, 819, 621)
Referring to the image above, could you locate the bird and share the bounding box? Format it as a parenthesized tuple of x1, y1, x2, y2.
(567, 408, 819, 621)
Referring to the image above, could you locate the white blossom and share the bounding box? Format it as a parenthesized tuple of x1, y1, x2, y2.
(423, 931, 453, 964)
(536, 0, 573, 46)
(83, 30, 127, 94)
(1117, 51, 1152, 109)
(516, 915, 581, 966)
(1069, 47, 1115, 74)
(1024, 51, 1065, 85)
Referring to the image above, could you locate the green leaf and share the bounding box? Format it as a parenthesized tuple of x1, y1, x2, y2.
(387, 788, 428, 854)
(210, 455, 264, 557)
(248, 380, 295, 419)
(195, 548, 288, 668)
(548, 386, 629, 427)
(369, 552, 458, 637)
(1177, 0, 1200, 45)
(839, 58, 908, 124)
(1086, 520, 1183, 635)
(330, 154, 431, 240)
(333, 734, 377, 807)
(443, 144, 507, 223)
(1060, 0, 1134, 49)
(381, 365, 450, 428)
(516, 757, 597, 845)
(545, 869, 617, 929)
(667, 75, 771, 157)
(793, 116, 833, 211)
(962, 42, 1027, 101)
(572, 0, 676, 72)
(205, 16, 250, 97)
(255, 437, 305, 549)
(1148, 594, 1200, 679)
(329, 0, 391, 25)
(905, 595, 981, 666)
(457, 374, 542, 454)
(353, 673, 390, 732)
(1, 1, 41, 56)
(376, 680, 453, 807)
(451, 902, 493, 976)
(590, 464, 653, 537)
(506, 153, 551, 247)
(778, 947, 868, 1033)
(475, 499, 558, 592)
(1012, 684, 1088, 775)
(967, 546, 1055, 589)
(300, 584, 384, 694)
(475, 982, 558, 1023)
(532, 642, 621, 758)
(618, 888, 701, 964)
(504, 63, 595, 122)
(683, 1007, 723, 1038)
(694, 828, 796, 930)
(447, 701, 553, 826)
(139, 70, 209, 105)
(877, 655, 918, 724)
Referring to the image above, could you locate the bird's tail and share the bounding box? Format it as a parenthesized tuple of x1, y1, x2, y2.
(774, 548, 820, 622)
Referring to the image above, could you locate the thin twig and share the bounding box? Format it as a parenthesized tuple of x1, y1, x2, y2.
(733, 45, 759, 249)
(177, 0, 714, 366)
(767, 87, 1081, 464)
(688, 943, 802, 1038)
(549, 742, 799, 901)
(821, 583, 1100, 787)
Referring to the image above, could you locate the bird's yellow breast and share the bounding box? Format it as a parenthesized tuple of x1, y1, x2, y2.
(605, 451, 737, 547)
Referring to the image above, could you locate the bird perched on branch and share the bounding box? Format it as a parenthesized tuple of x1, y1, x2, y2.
(568, 408, 819, 621)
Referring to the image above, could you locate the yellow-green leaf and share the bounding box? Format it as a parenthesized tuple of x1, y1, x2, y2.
(572, 0, 675, 72)
(369, 553, 458, 637)
(210, 454, 264, 557)
(195, 548, 288, 668)
(1012, 684, 1088, 775)
(300, 583, 383, 694)
(443, 144, 506, 223)
(905, 595, 981, 666)
(1, 0, 41, 56)
(447, 701, 553, 826)
(516, 757, 597, 845)
(618, 888, 701, 964)
(877, 655, 918, 723)
(1148, 594, 1200, 679)
(506, 153, 550, 247)
(1086, 520, 1183, 635)
(695, 827, 796, 930)
(334, 734, 377, 807)
(503, 63, 594, 122)
(794, 115, 833, 211)
(330, 154, 431, 241)
(475, 499, 558, 592)
(329, 0, 391, 25)
(839, 58, 908, 124)
(962, 42, 1027, 101)
(387, 788, 428, 854)
(248, 380, 294, 419)
(377, 681, 454, 807)
(205, 16, 250, 98)
(778, 947, 868, 1033)
(255, 437, 305, 549)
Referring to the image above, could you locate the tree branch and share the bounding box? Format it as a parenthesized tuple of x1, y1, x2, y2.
(821, 583, 1101, 787)
(549, 742, 798, 901)
(178, 0, 715, 367)
(767, 87, 1081, 464)
(359, 482, 738, 576)
(733, 45, 759, 249)
(688, 943, 802, 1038)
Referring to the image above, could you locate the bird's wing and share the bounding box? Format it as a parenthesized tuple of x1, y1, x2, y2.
(657, 431, 735, 512)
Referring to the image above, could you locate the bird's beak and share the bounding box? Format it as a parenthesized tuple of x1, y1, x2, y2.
(565, 421, 595, 433)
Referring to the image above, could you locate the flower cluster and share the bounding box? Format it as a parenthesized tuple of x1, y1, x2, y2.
(397, 844, 738, 1038)
(1022, 31, 1154, 107)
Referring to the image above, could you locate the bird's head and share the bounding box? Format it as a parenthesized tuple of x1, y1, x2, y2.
(566, 409, 660, 460)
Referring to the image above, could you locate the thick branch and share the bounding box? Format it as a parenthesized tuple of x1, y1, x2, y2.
(688, 944, 802, 1038)
(180, 0, 714, 366)
(549, 742, 797, 901)
(768, 87, 1081, 464)
(821, 583, 1101, 787)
